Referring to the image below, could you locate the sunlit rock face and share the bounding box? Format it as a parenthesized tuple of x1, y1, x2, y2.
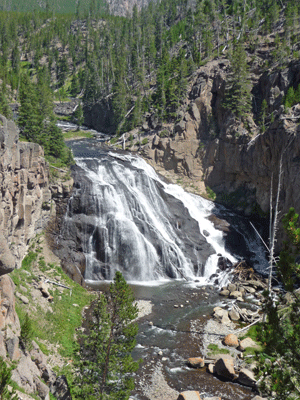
(0, 114, 51, 275)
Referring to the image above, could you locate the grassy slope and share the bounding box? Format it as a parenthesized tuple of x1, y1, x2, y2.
(10, 232, 95, 363)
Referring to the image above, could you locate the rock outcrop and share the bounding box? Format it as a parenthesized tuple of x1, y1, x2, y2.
(136, 59, 300, 246)
(0, 115, 52, 275)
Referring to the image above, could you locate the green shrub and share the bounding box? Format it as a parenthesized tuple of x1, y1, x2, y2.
(20, 313, 33, 351)
(206, 186, 216, 200)
(141, 138, 149, 145)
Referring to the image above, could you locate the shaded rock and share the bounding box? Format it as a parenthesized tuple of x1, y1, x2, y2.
(177, 391, 202, 400)
(215, 356, 236, 380)
(50, 375, 72, 400)
(222, 334, 239, 348)
(6, 336, 21, 361)
(217, 257, 232, 271)
(236, 368, 257, 387)
(187, 357, 205, 368)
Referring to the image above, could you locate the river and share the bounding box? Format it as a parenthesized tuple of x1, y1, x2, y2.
(65, 137, 268, 400)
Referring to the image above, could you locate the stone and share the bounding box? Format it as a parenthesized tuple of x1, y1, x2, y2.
(229, 291, 243, 299)
(207, 363, 215, 374)
(251, 396, 268, 400)
(15, 292, 29, 304)
(177, 391, 202, 400)
(219, 289, 230, 296)
(215, 356, 236, 380)
(238, 337, 261, 352)
(6, 336, 21, 361)
(187, 357, 205, 368)
(227, 283, 237, 292)
(222, 334, 239, 348)
(228, 309, 240, 321)
(236, 368, 257, 387)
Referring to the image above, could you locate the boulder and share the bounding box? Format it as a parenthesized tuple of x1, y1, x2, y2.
(238, 337, 261, 352)
(251, 396, 268, 400)
(229, 291, 243, 299)
(177, 391, 202, 400)
(213, 308, 231, 325)
(215, 356, 236, 380)
(222, 334, 239, 348)
(219, 289, 230, 297)
(228, 309, 240, 321)
(187, 357, 205, 368)
(236, 368, 257, 387)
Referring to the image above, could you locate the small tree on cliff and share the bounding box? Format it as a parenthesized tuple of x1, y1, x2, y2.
(74, 271, 140, 400)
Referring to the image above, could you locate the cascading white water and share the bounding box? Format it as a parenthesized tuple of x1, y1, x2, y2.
(73, 150, 238, 283)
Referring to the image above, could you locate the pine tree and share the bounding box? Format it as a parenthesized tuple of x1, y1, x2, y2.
(224, 41, 252, 121)
(74, 272, 140, 400)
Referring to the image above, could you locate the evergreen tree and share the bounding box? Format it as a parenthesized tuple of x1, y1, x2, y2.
(256, 208, 300, 400)
(224, 41, 252, 121)
(74, 271, 140, 400)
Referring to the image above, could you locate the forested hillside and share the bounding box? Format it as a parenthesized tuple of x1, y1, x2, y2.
(1, 0, 299, 139)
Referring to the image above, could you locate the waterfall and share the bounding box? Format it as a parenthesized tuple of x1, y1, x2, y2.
(62, 140, 268, 283)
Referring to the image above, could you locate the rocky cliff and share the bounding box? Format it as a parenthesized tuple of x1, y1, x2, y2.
(122, 59, 300, 246)
(0, 115, 52, 276)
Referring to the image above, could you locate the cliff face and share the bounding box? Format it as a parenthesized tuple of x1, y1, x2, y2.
(138, 59, 300, 243)
(0, 115, 52, 275)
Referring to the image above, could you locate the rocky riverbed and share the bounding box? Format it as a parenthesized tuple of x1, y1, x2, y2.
(130, 263, 272, 400)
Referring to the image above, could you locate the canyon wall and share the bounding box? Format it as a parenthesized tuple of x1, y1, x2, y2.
(137, 59, 300, 245)
(0, 115, 52, 276)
